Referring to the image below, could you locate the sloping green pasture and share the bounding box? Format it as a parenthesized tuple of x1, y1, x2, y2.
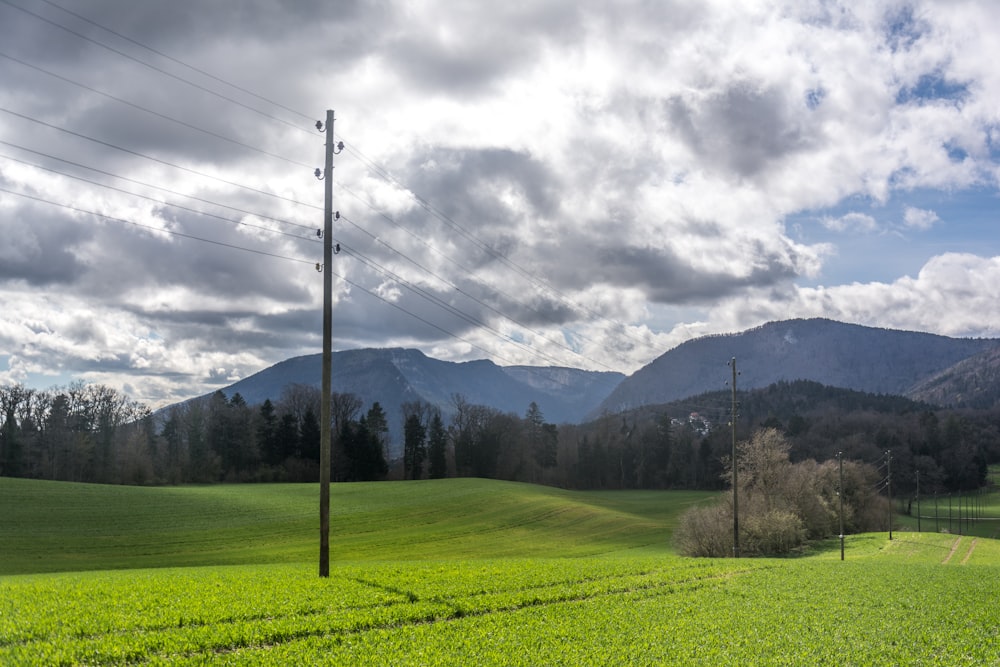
(0, 477, 710, 574)
(2, 478, 999, 665)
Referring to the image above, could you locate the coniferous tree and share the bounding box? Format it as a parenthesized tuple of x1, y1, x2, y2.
(257, 399, 280, 466)
(427, 411, 448, 479)
(299, 407, 321, 463)
(403, 413, 427, 480)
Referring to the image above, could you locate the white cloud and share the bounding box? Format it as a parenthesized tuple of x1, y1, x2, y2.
(706, 252, 1000, 340)
(902, 206, 940, 230)
(821, 212, 881, 233)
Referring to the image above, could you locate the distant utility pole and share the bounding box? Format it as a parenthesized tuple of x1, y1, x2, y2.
(838, 451, 844, 561)
(729, 357, 739, 559)
(317, 109, 343, 578)
(886, 450, 893, 541)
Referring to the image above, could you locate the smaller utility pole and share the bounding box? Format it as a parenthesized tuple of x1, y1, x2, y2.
(886, 450, 893, 541)
(916, 469, 921, 533)
(729, 357, 739, 559)
(838, 451, 844, 561)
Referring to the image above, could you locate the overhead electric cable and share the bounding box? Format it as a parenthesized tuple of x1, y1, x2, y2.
(0, 152, 320, 243)
(334, 239, 574, 370)
(332, 182, 613, 352)
(2, 0, 643, 353)
(0, 0, 308, 133)
(331, 266, 521, 366)
(0, 186, 316, 265)
(35, 0, 316, 123)
(0, 139, 315, 232)
(343, 142, 650, 347)
(0, 107, 317, 210)
(0, 0, 651, 367)
(338, 213, 619, 372)
(0, 50, 313, 169)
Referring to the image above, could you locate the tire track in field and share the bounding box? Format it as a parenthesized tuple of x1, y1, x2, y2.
(189, 566, 769, 662)
(960, 538, 978, 565)
(941, 537, 962, 565)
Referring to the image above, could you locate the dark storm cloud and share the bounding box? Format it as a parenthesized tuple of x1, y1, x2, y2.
(0, 0, 374, 58)
(403, 146, 559, 230)
(581, 241, 798, 305)
(0, 200, 90, 286)
(666, 81, 813, 179)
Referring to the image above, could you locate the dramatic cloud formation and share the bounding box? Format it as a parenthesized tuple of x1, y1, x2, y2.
(2, 0, 1000, 406)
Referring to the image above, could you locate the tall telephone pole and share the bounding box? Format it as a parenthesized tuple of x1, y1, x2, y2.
(729, 357, 739, 558)
(317, 109, 342, 578)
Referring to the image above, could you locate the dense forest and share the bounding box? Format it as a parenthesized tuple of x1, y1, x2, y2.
(0, 379, 997, 494)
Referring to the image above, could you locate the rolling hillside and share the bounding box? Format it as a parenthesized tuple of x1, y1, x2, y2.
(0, 477, 709, 575)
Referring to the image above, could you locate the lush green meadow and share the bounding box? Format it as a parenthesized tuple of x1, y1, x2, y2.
(2, 478, 1000, 665)
(0, 477, 709, 574)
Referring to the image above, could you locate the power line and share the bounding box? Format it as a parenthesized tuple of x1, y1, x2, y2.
(4, 144, 574, 368)
(0, 125, 611, 372)
(333, 181, 612, 356)
(0, 50, 313, 169)
(334, 238, 575, 371)
(2, 0, 648, 355)
(338, 213, 619, 372)
(34, 0, 315, 123)
(0, 184, 533, 365)
(0, 0, 308, 134)
(342, 143, 650, 347)
(0, 3, 654, 369)
(0, 157, 593, 375)
(0, 152, 320, 244)
(1, 105, 617, 370)
(0, 107, 318, 211)
(0, 186, 316, 266)
(0, 139, 316, 233)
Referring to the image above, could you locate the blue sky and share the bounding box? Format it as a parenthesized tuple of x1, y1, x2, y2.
(2, 0, 1000, 407)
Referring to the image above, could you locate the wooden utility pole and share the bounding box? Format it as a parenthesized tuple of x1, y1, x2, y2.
(729, 357, 739, 558)
(886, 450, 893, 541)
(317, 109, 342, 578)
(838, 451, 844, 561)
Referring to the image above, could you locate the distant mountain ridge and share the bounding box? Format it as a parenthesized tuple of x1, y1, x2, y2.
(172, 319, 1000, 458)
(196, 348, 624, 455)
(593, 318, 1000, 417)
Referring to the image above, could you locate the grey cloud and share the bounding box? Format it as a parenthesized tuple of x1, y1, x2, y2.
(404, 146, 559, 226)
(666, 82, 812, 179)
(0, 202, 90, 286)
(381, 2, 584, 95)
(578, 239, 798, 305)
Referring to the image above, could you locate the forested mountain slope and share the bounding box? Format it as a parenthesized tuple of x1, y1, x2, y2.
(596, 318, 999, 416)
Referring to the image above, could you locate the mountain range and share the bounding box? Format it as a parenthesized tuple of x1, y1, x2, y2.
(594, 318, 1000, 416)
(187, 318, 1000, 455)
(199, 347, 623, 453)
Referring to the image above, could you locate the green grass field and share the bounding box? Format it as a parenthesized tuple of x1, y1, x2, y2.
(2, 477, 999, 665)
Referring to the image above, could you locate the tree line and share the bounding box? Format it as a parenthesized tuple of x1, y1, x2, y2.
(2, 379, 998, 494)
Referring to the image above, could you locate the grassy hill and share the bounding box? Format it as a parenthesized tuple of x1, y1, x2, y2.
(3, 478, 1000, 664)
(0, 477, 713, 575)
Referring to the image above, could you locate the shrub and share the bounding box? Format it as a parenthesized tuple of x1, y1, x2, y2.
(675, 428, 887, 557)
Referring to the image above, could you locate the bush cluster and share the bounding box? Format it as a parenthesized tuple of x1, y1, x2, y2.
(674, 428, 888, 556)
